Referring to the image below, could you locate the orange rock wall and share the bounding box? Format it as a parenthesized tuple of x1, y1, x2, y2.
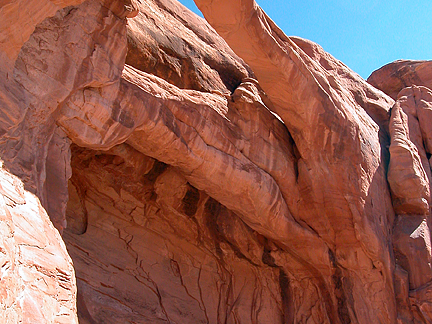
(0, 0, 431, 323)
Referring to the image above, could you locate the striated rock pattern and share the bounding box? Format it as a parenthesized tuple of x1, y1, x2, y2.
(0, 0, 431, 323)
(0, 162, 77, 323)
(125, 0, 251, 93)
(194, 0, 396, 322)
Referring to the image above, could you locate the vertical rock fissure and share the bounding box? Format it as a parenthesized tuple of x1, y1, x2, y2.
(278, 270, 294, 324)
(329, 250, 352, 324)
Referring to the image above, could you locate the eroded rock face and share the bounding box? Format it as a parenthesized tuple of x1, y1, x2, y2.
(194, 0, 396, 322)
(126, 0, 251, 93)
(388, 86, 432, 215)
(0, 163, 77, 323)
(66, 144, 286, 323)
(0, 0, 432, 323)
(368, 60, 432, 100)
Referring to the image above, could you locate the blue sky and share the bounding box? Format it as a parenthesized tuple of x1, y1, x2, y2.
(177, 0, 431, 79)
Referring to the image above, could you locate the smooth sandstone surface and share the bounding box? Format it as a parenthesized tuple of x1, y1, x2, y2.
(0, 0, 431, 323)
(368, 60, 432, 100)
(194, 0, 396, 322)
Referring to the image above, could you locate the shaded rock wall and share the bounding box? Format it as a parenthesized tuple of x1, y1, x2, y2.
(0, 0, 431, 323)
(66, 144, 286, 323)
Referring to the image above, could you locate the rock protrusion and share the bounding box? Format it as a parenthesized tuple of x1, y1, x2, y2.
(368, 60, 432, 100)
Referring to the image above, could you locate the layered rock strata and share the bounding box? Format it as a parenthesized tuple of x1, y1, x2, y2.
(0, 0, 431, 323)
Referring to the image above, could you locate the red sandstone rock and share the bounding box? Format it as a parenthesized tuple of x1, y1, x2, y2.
(0, 0, 86, 65)
(194, 0, 397, 322)
(387, 86, 432, 321)
(388, 88, 431, 215)
(126, 0, 251, 93)
(0, 0, 431, 323)
(368, 60, 432, 100)
(0, 163, 77, 323)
